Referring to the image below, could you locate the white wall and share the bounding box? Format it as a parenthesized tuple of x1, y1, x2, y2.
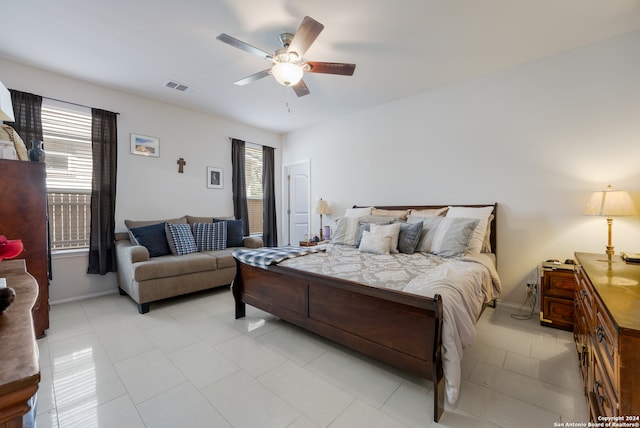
(0, 57, 282, 303)
(282, 30, 640, 306)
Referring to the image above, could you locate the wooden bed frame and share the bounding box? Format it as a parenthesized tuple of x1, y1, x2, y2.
(232, 204, 497, 422)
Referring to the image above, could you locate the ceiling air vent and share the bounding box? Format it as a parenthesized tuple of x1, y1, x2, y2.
(163, 80, 198, 93)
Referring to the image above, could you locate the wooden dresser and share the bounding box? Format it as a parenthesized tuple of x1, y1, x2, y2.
(0, 259, 40, 428)
(574, 252, 640, 420)
(0, 159, 49, 338)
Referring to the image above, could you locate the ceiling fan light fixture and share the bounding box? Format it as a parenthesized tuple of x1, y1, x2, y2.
(271, 62, 303, 87)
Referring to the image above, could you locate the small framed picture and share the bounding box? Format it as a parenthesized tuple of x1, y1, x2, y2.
(207, 166, 223, 189)
(130, 133, 160, 157)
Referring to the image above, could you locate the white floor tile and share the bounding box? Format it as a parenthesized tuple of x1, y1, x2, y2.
(137, 382, 231, 428)
(215, 334, 287, 377)
(167, 341, 239, 389)
(202, 370, 300, 428)
(57, 394, 145, 428)
(113, 349, 187, 404)
(258, 361, 355, 427)
(305, 348, 403, 408)
(329, 399, 407, 428)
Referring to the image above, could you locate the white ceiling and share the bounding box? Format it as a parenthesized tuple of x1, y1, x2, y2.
(2, 1, 640, 134)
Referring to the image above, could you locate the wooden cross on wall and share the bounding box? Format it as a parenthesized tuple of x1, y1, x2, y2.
(177, 158, 186, 173)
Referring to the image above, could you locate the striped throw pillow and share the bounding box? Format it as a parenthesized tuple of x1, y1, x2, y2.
(193, 222, 227, 252)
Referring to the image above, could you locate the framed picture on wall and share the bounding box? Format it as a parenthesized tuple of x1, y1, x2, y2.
(207, 166, 223, 189)
(130, 133, 160, 157)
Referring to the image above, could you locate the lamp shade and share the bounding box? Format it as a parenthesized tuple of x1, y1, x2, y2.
(584, 185, 637, 217)
(315, 199, 330, 215)
(0, 80, 14, 122)
(271, 62, 303, 87)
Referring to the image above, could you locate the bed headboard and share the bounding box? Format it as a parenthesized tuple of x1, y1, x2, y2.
(353, 203, 498, 258)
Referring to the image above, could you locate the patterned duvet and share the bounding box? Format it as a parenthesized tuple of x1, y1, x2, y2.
(279, 243, 502, 404)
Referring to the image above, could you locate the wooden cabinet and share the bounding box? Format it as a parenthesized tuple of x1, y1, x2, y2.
(0, 159, 49, 337)
(540, 267, 576, 331)
(574, 252, 640, 420)
(0, 260, 40, 428)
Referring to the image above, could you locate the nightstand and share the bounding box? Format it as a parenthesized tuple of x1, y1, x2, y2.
(540, 262, 577, 331)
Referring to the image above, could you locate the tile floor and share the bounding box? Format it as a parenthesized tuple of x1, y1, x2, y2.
(34, 288, 589, 428)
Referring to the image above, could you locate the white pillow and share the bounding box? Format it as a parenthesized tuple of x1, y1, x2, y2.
(370, 223, 402, 254)
(446, 206, 494, 255)
(358, 230, 392, 255)
(332, 217, 361, 246)
(345, 207, 373, 217)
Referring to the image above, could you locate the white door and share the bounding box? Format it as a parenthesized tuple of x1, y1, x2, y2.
(284, 160, 310, 245)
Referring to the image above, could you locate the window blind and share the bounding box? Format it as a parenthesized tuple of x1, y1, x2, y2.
(245, 145, 263, 234)
(41, 102, 92, 192)
(41, 100, 92, 249)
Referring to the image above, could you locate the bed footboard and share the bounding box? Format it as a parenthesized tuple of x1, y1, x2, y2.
(232, 260, 445, 422)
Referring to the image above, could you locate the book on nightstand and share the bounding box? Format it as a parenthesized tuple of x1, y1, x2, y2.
(621, 252, 640, 264)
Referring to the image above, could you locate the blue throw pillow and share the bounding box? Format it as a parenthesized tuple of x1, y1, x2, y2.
(193, 222, 227, 251)
(129, 222, 171, 257)
(215, 219, 244, 247)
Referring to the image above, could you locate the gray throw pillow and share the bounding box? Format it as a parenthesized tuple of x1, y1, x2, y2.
(397, 221, 424, 254)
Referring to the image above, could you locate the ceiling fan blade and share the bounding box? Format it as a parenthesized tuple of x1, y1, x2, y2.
(234, 69, 271, 86)
(292, 79, 310, 97)
(287, 16, 324, 57)
(216, 33, 272, 60)
(305, 61, 356, 76)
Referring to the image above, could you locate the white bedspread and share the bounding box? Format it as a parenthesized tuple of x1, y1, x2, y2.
(403, 253, 500, 403)
(279, 245, 501, 404)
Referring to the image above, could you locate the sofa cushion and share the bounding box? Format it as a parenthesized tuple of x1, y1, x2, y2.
(193, 222, 227, 251)
(166, 223, 197, 256)
(129, 223, 172, 257)
(204, 247, 237, 269)
(132, 252, 218, 282)
(215, 219, 244, 247)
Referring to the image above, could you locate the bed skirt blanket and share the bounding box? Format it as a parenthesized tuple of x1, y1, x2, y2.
(232, 246, 326, 268)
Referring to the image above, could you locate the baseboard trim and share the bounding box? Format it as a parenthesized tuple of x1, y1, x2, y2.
(49, 289, 119, 306)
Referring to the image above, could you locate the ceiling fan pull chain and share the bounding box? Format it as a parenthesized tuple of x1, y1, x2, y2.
(285, 87, 292, 113)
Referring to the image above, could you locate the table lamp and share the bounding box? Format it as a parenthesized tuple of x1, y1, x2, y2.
(315, 198, 330, 240)
(0, 80, 15, 122)
(584, 184, 637, 255)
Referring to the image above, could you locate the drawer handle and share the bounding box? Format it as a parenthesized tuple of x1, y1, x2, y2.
(594, 381, 607, 408)
(581, 290, 587, 299)
(596, 325, 606, 342)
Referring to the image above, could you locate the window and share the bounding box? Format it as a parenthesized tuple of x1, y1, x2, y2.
(245, 145, 263, 235)
(41, 100, 92, 250)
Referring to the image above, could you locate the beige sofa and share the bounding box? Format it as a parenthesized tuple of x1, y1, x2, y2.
(115, 215, 262, 313)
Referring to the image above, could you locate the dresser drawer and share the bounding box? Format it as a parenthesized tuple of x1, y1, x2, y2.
(543, 269, 575, 299)
(541, 295, 574, 330)
(593, 301, 617, 391)
(590, 351, 618, 418)
(575, 266, 594, 324)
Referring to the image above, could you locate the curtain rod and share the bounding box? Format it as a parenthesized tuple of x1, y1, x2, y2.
(43, 95, 120, 115)
(228, 137, 276, 149)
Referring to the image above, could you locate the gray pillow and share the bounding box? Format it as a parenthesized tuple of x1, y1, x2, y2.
(413, 216, 479, 257)
(397, 221, 424, 254)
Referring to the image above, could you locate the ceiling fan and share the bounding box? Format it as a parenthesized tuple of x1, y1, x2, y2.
(216, 16, 356, 97)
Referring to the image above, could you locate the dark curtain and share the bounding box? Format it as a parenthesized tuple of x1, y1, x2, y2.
(262, 146, 277, 247)
(7, 90, 51, 279)
(87, 108, 118, 274)
(231, 138, 250, 236)
(7, 89, 43, 150)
